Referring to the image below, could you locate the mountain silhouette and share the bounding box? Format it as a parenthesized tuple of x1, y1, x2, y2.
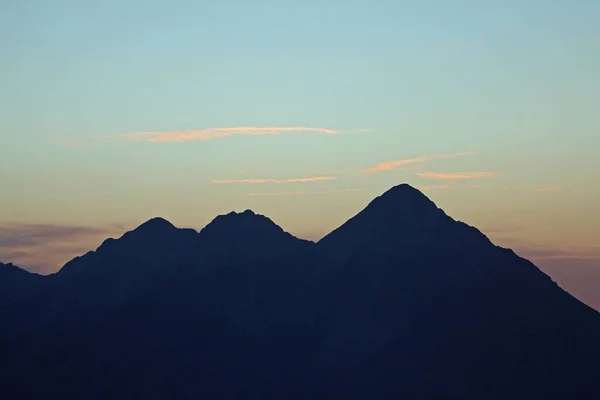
(1, 184, 599, 399)
(318, 183, 491, 257)
(1, 211, 311, 335)
(197, 209, 313, 266)
(0, 262, 46, 304)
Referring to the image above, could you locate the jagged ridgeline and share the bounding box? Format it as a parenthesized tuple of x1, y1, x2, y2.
(1, 184, 599, 399)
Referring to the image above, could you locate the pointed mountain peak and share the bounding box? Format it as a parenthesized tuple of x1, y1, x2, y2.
(318, 183, 494, 255)
(330, 183, 444, 232)
(197, 210, 311, 264)
(58, 217, 196, 276)
(366, 183, 439, 217)
(318, 183, 450, 250)
(114, 217, 198, 246)
(383, 183, 426, 197)
(132, 217, 177, 234)
(200, 209, 285, 237)
(220, 209, 260, 219)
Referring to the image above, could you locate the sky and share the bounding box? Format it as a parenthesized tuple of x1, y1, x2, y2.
(1, 1, 599, 308)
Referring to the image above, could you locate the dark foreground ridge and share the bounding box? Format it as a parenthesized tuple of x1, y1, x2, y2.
(1, 184, 599, 399)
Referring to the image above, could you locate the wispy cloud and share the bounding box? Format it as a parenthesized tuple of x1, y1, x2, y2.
(533, 185, 562, 193)
(246, 188, 363, 196)
(0, 222, 123, 274)
(107, 126, 369, 143)
(361, 152, 476, 174)
(0, 223, 111, 248)
(417, 171, 502, 180)
(213, 176, 337, 184)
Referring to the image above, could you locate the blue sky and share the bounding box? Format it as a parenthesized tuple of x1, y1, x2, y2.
(0, 0, 599, 308)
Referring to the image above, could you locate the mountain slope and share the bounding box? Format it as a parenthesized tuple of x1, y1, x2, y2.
(1, 218, 200, 336)
(1, 184, 599, 399)
(318, 184, 492, 257)
(2, 212, 311, 336)
(302, 184, 600, 398)
(196, 209, 313, 266)
(0, 262, 46, 304)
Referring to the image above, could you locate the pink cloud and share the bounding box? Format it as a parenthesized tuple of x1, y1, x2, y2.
(111, 126, 363, 143)
(361, 152, 476, 174)
(213, 176, 337, 184)
(417, 171, 502, 180)
(0, 222, 123, 274)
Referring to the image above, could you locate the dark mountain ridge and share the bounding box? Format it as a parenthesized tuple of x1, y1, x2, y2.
(1, 210, 310, 336)
(0, 262, 47, 304)
(1, 184, 599, 399)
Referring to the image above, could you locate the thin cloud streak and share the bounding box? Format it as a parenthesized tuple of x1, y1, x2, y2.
(0, 223, 113, 248)
(0, 222, 123, 274)
(213, 176, 337, 184)
(109, 126, 366, 143)
(417, 172, 502, 180)
(361, 152, 476, 174)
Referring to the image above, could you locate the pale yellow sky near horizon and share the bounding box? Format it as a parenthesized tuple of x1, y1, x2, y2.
(1, 175, 599, 313)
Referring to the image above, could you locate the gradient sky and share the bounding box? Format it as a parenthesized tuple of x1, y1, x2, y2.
(1, 1, 599, 308)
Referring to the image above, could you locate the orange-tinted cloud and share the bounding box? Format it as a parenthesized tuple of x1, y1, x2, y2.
(417, 171, 502, 180)
(361, 152, 476, 174)
(113, 126, 357, 143)
(213, 176, 337, 184)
